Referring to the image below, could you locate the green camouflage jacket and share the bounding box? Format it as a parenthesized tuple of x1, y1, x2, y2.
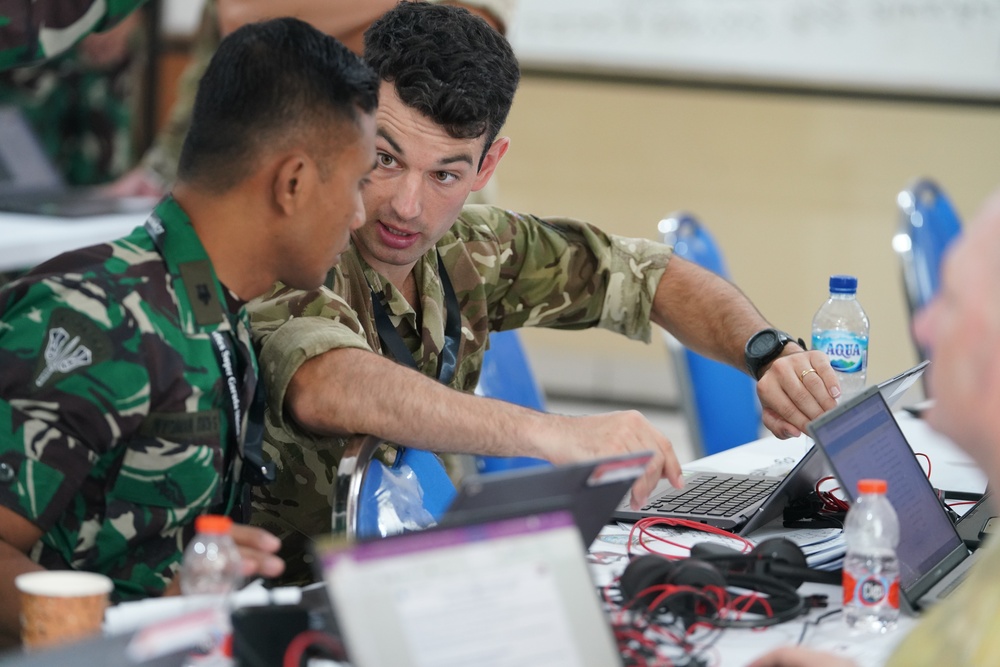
(0, 196, 254, 601)
(248, 204, 671, 582)
(0, 0, 145, 69)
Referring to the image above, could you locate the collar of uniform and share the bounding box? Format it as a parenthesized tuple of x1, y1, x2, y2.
(148, 195, 235, 334)
(356, 250, 436, 320)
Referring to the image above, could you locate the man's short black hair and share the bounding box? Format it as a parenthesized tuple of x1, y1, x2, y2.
(364, 2, 520, 165)
(178, 17, 379, 191)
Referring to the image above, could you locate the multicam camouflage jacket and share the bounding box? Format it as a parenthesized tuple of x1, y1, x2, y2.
(0, 0, 145, 69)
(0, 196, 254, 601)
(247, 204, 672, 582)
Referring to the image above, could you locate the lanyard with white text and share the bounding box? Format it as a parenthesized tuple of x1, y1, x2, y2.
(144, 217, 273, 500)
(369, 252, 461, 385)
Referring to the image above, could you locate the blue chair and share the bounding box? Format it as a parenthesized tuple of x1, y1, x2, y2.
(474, 329, 549, 473)
(658, 213, 762, 457)
(333, 434, 458, 540)
(893, 178, 962, 361)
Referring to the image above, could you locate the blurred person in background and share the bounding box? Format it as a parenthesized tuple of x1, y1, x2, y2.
(107, 0, 514, 198)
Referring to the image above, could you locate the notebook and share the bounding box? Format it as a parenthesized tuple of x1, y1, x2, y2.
(612, 360, 930, 533)
(0, 105, 156, 218)
(807, 384, 978, 610)
(315, 510, 623, 667)
(442, 451, 652, 547)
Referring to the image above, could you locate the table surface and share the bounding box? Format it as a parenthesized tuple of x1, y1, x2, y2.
(0, 210, 150, 273)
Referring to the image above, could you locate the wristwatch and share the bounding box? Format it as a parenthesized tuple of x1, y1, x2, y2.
(744, 328, 801, 380)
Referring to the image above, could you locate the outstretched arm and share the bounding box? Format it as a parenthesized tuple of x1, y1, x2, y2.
(651, 256, 839, 438)
(286, 347, 684, 507)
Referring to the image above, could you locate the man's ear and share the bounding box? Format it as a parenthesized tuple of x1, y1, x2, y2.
(471, 136, 510, 192)
(272, 152, 312, 216)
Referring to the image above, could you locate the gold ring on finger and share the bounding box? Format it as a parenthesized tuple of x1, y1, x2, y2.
(800, 368, 818, 381)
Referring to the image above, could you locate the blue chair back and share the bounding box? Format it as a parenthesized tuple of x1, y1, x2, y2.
(333, 435, 458, 541)
(658, 213, 762, 456)
(474, 330, 549, 473)
(895, 178, 962, 322)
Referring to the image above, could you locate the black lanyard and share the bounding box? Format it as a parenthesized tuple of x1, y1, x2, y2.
(144, 218, 274, 505)
(369, 253, 461, 385)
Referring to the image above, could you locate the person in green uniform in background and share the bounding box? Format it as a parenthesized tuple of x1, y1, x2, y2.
(0, 0, 145, 69)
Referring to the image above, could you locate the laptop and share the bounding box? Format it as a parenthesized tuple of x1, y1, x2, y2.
(955, 488, 996, 550)
(807, 384, 978, 610)
(442, 451, 652, 548)
(0, 105, 157, 218)
(612, 360, 930, 533)
(315, 510, 623, 667)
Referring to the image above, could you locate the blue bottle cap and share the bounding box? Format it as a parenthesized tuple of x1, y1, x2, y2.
(829, 275, 858, 294)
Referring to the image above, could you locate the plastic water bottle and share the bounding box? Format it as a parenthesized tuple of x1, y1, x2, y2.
(180, 515, 243, 663)
(812, 275, 869, 398)
(181, 514, 243, 596)
(842, 479, 900, 633)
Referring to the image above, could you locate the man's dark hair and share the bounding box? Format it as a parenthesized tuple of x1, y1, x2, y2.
(178, 17, 379, 191)
(364, 2, 520, 167)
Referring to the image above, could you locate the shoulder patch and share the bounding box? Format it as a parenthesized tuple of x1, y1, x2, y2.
(32, 308, 113, 390)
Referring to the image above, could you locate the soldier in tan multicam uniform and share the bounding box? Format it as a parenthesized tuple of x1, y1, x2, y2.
(0, 18, 377, 647)
(248, 2, 842, 584)
(749, 190, 1000, 667)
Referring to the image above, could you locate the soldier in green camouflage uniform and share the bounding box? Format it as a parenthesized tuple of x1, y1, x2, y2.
(0, 17, 378, 645)
(0, 196, 255, 602)
(249, 3, 839, 585)
(0, 0, 145, 69)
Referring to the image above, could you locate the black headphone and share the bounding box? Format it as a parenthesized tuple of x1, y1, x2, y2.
(619, 538, 834, 629)
(689, 537, 841, 588)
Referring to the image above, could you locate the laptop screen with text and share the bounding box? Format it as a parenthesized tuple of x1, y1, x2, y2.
(808, 387, 968, 601)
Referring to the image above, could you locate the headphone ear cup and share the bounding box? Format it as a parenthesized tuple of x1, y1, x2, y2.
(619, 555, 678, 608)
(751, 537, 809, 588)
(620, 556, 724, 627)
(668, 558, 727, 590)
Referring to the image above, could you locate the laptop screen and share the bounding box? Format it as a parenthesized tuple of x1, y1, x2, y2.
(809, 388, 966, 594)
(316, 511, 622, 667)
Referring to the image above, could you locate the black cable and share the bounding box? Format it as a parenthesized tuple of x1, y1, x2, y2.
(796, 608, 843, 645)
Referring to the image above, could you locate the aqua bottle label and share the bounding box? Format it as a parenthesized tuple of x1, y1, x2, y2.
(812, 331, 868, 374)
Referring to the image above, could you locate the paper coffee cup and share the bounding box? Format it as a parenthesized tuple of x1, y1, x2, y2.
(14, 570, 113, 649)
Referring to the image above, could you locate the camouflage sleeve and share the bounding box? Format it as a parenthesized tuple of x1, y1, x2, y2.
(0, 0, 146, 69)
(0, 277, 148, 530)
(248, 282, 373, 428)
(455, 206, 672, 343)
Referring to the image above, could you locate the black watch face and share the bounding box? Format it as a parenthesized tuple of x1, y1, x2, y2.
(749, 330, 780, 357)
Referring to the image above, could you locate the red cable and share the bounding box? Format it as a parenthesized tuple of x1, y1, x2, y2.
(282, 630, 346, 667)
(627, 517, 755, 557)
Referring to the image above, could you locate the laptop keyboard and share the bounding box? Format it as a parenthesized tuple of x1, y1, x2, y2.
(640, 473, 781, 517)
